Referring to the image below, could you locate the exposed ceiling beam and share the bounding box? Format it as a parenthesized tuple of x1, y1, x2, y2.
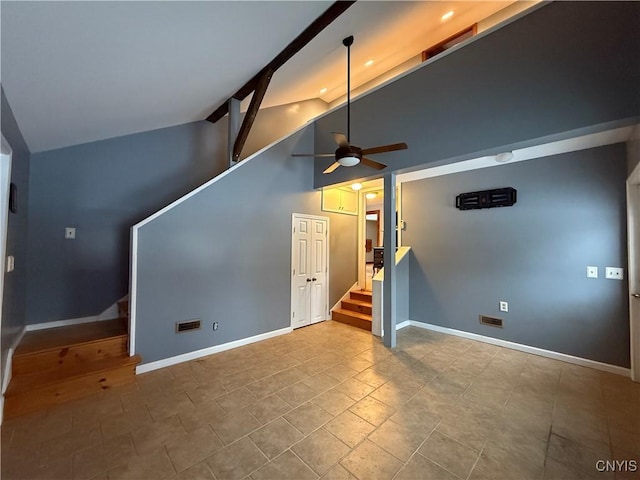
(206, 0, 356, 123)
(233, 68, 273, 161)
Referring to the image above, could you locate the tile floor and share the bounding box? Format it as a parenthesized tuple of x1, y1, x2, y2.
(2, 321, 639, 480)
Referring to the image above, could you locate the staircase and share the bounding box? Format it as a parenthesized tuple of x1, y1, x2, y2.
(4, 300, 140, 418)
(332, 289, 372, 331)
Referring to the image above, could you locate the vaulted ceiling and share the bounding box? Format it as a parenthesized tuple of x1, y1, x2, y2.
(1, 1, 523, 153)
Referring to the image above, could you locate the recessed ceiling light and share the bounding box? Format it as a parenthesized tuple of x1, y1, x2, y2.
(495, 151, 514, 163)
(364, 59, 374, 67)
(319, 87, 327, 94)
(441, 10, 454, 21)
(351, 183, 363, 191)
(365, 192, 377, 199)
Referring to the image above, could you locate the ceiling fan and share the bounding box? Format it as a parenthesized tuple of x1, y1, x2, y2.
(292, 35, 408, 174)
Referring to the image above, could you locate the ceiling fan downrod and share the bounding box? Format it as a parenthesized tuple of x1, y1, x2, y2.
(343, 35, 354, 143)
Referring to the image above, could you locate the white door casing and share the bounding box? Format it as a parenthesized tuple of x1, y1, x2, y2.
(627, 160, 640, 382)
(291, 214, 329, 328)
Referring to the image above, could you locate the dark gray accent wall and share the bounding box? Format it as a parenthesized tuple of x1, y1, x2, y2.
(135, 126, 357, 364)
(313, 1, 640, 188)
(1, 88, 30, 386)
(27, 121, 227, 324)
(403, 144, 629, 367)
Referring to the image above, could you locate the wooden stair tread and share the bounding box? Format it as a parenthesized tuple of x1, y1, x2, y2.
(332, 308, 372, 321)
(6, 354, 141, 394)
(342, 298, 372, 308)
(351, 289, 372, 297)
(15, 319, 127, 356)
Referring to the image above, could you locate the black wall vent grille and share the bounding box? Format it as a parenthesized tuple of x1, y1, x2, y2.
(456, 187, 517, 210)
(479, 315, 503, 328)
(176, 319, 201, 333)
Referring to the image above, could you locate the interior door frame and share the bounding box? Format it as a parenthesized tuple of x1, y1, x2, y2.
(627, 160, 640, 382)
(0, 134, 13, 423)
(290, 213, 330, 328)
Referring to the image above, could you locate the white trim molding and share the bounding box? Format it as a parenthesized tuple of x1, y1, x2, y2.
(26, 316, 99, 332)
(136, 326, 293, 374)
(398, 320, 631, 377)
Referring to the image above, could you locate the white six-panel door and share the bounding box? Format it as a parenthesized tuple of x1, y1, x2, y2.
(291, 214, 329, 328)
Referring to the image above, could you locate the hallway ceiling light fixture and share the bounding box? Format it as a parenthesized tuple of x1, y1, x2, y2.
(365, 192, 378, 199)
(364, 59, 374, 67)
(351, 182, 363, 190)
(495, 151, 514, 163)
(319, 87, 327, 94)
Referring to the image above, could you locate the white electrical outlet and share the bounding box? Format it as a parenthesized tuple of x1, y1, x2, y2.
(605, 267, 624, 280)
(499, 301, 508, 312)
(6, 255, 14, 273)
(65, 227, 76, 239)
(586, 266, 598, 278)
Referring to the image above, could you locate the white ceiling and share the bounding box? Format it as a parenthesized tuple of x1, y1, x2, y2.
(1, 1, 519, 153)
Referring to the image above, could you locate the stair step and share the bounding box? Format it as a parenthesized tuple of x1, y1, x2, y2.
(332, 308, 372, 331)
(5, 354, 141, 418)
(341, 298, 372, 315)
(350, 289, 372, 303)
(12, 335, 128, 376)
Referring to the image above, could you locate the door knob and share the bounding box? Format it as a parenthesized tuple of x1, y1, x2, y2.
(306, 278, 312, 282)
(312, 278, 317, 282)
(632, 293, 640, 299)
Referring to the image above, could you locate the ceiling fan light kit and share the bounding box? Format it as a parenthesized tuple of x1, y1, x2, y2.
(292, 35, 408, 175)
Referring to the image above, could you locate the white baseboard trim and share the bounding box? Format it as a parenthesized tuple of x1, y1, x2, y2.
(331, 282, 359, 313)
(26, 315, 101, 332)
(136, 326, 293, 374)
(398, 320, 631, 377)
(2, 326, 26, 395)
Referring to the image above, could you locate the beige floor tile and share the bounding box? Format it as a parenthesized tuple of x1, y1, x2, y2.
(131, 414, 187, 455)
(245, 394, 293, 425)
(395, 453, 459, 480)
(419, 429, 479, 479)
(302, 373, 341, 394)
(320, 463, 358, 480)
(171, 461, 215, 480)
(323, 364, 360, 382)
(216, 387, 259, 411)
(278, 382, 318, 407)
(340, 440, 403, 480)
(209, 407, 262, 445)
(184, 382, 226, 405)
(251, 450, 318, 480)
(543, 457, 599, 480)
(547, 433, 613, 479)
(100, 405, 154, 440)
(206, 437, 268, 479)
(165, 425, 223, 473)
(353, 367, 390, 388)
(370, 382, 419, 409)
(246, 376, 287, 399)
(107, 448, 176, 480)
(292, 428, 351, 475)
(469, 450, 544, 480)
(349, 396, 395, 426)
(334, 377, 376, 401)
(324, 410, 376, 448)
(221, 369, 257, 391)
(73, 434, 137, 480)
(369, 418, 428, 461)
(284, 402, 333, 435)
(249, 417, 304, 459)
(38, 425, 102, 466)
(272, 366, 312, 386)
(312, 389, 356, 416)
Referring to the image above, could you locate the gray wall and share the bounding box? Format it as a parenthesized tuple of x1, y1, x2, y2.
(135, 126, 357, 364)
(403, 144, 630, 367)
(1, 88, 30, 387)
(27, 121, 228, 324)
(314, 1, 640, 188)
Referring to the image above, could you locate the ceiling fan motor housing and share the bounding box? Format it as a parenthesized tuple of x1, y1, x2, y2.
(336, 144, 362, 160)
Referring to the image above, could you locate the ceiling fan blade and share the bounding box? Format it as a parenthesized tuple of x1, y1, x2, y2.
(323, 162, 341, 174)
(360, 157, 387, 170)
(332, 132, 349, 147)
(361, 142, 408, 156)
(291, 153, 335, 157)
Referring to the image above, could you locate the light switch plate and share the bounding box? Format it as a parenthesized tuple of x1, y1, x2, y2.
(65, 227, 76, 239)
(586, 266, 598, 278)
(6, 255, 14, 273)
(605, 267, 624, 280)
